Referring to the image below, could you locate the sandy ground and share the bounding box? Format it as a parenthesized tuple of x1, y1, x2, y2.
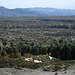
(0, 65, 75, 75)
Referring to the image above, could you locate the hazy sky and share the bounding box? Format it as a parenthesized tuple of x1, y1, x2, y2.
(0, 0, 75, 9)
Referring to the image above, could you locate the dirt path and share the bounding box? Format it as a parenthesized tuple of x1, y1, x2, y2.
(0, 65, 75, 75)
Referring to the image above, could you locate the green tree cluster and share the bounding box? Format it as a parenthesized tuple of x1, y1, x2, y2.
(48, 39, 75, 60)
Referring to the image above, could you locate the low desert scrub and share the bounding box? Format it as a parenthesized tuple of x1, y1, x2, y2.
(0, 57, 41, 69)
(9, 53, 21, 58)
(23, 53, 33, 58)
(0, 55, 75, 71)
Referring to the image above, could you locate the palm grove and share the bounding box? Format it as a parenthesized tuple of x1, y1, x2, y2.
(0, 39, 75, 60)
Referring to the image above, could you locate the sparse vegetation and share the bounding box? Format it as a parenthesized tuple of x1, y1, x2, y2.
(0, 16, 75, 71)
(0, 16, 75, 42)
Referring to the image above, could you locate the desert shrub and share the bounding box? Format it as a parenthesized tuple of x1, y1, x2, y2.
(0, 57, 16, 68)
(0, 57, 42, 69)
(23, 53, 33, 58)
(32, 55, 50, 66)
(9, 53, 21, 58)
(53, 65, 62, 71)
(32, 56, 41, 61)
(16, 60, 41, 69)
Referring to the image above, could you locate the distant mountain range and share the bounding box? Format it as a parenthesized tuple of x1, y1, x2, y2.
(0, 7, 75, 16)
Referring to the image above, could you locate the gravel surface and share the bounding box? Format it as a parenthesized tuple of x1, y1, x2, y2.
(0, 65, 75, 75)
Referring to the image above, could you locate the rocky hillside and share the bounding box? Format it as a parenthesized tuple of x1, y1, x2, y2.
(0, 7, 75, 16)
